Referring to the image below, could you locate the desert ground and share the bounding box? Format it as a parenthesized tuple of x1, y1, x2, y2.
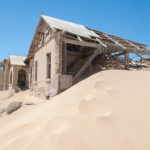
(0, 70, 150, 150)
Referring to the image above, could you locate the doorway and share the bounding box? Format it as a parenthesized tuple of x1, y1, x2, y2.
(17, 69, 26, 89)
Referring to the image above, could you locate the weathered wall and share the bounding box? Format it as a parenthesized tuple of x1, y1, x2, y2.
(29, 31, 74, 97)
(0, 72, 4, 90)
(29, 58, 34, 88)
(8, 66, 13, 90)
(4, 69, 10, 90)
(2, 60, 10, 90)
(0, 61, 8, 91)
(33, 37, 58, 95)
(31, 31, 68, 97)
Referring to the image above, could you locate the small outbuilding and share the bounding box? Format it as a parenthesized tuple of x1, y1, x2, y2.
(0, 55, 29, 91)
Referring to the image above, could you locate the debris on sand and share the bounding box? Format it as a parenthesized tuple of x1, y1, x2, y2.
(6, 101, 22, 114)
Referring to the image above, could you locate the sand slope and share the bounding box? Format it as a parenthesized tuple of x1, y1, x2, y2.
(0, 70, 150, 150)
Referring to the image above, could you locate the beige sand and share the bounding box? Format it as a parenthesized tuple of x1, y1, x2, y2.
(0, 70, 150, 150)
(0, 91, 11, 101)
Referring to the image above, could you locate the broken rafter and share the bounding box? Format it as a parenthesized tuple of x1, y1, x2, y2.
(102, 33, 126, 49)
(96, 38, 107, 48)
(145, 46, 150, 49)
(77, 36, 83, 41)
(135, 54, 143, 59)
(112, 52, 126, 57)
(125, 40, 141, 50)
(104, 42, 150, 55)
(125, 48, 150, 55)
(64, 37, 150, 56)
(124, 53, 129, 69)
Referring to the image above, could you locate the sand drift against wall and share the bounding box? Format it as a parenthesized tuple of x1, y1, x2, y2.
(0, 70, 150, 150)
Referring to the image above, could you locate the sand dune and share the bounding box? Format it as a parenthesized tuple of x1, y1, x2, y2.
(0, 70, 150, 150)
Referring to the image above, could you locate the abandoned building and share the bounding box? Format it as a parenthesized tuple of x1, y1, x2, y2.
(0, 61, 5, 91)
(0, 55, 29, 91)
(25, 15, 150, 97)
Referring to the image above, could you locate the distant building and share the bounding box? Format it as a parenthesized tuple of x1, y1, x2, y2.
(0, 61, 5, 91)
(0, 55, 29, 91)
(25, 15, 150, 97)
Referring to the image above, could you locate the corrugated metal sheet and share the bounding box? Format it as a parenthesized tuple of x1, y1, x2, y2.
(41, 15, 99, 38)
(9, 55, 26, 66)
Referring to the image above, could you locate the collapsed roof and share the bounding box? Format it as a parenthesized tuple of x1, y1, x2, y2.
(27, 15, 150, 59)
(42, 15, 99, 38)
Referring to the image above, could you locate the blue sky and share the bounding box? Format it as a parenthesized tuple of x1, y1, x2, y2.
(0, 0, 150, 60)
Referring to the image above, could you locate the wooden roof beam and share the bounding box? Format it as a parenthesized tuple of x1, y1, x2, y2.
(77, 36, 83, 41)
(145, 46, 150, 49)
(125, 40, 141, 50)
(96, 38, 107, 48)
(63, 38, 101, 48)
(102, 33, 126, 49)
(104, 42, 150, 55)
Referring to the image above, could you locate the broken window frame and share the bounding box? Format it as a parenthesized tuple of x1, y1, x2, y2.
(45, 27, 50, 43)
(38, 33, 44, 48)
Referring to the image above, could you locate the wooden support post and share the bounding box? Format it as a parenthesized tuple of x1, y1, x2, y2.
(124, 53, 129, 69)
(116, 57, 119, 68)
(102, 33, 126, 49)
(140, 58, 143, 65)
(63, 42, 67, 74)
(55, 31, 63, 74)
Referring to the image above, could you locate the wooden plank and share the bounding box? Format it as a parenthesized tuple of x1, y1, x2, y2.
(146, 46, 150, 49)
(96, 38, 107, 48)
(102, 33, 126, 49)
(124, 53, 129, 69)
(63, 38, 101, 48)
(113, 52, 126, 57)
(125, 40, 141, 50)
(77, 36, 83, 41)
(63, 42, 67, 74)
(73, 48, 102, 82)
(126, 48, 150, 55)
(104, 42, 150, 55)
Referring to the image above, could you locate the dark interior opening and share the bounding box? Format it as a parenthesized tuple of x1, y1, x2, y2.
(17, 69, 26, 89)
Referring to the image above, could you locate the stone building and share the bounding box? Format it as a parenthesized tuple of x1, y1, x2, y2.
(0, 55, 29, 91)
(0, 61, 5, 91)
(25, 15, 150, 97)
